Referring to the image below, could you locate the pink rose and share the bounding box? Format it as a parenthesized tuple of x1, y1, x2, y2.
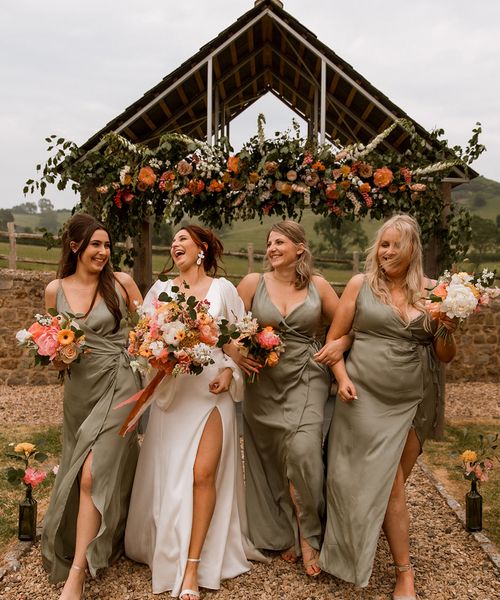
(256, 327, 281, 350)
(23, 467, 47, 488)
(199, 324, 218, 346)
(27, 322, 46, 341)
(36, 327, 60, 359)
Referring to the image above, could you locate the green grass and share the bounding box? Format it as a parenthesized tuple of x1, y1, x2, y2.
(424, 422, 500, 547)
(0, 425, 62, 551)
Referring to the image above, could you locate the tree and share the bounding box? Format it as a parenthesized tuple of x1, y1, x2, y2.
(0, 208, 14, 230)
(152, 221, 173, 246)
(38, 197, 54, 213)
(12, 201, 38, 214)
(38, 210, 59, 234)
(469, 215, 499, 256)
(313, 217, 368, 258)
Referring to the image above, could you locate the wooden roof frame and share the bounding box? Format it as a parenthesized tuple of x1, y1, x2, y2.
(81, 0, 476, 182)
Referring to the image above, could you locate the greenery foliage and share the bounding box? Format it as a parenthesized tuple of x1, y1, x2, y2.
(26, 117, 485, 268)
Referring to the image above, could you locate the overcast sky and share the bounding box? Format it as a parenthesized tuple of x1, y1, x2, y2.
(1, 0, 499, 210)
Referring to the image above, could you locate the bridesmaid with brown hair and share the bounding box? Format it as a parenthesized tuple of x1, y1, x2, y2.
(41, 213, 142, 600)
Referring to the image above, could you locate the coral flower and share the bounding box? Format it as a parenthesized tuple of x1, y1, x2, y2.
(373, 167, 394, 188)
(359, 182, 371, 193)
(27, 322, 46, 342)
(137, 166, 156, 191)
(227, 156, 240, 174)
(325, 184, 339, 200)
(57, 329, 75, 346)
(266, 351, 280, 367)
(23, 467, 47, 488)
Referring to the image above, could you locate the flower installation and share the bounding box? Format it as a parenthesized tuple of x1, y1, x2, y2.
(426, 269, 499, 340)
(220, 312, 286, 383)
(27, 117, 484, 269)
(16, 311, 88, 380)
(117, 279, 222, 436)
(6, 442, 49, 540)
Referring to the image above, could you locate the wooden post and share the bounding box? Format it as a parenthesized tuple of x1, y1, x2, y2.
(247, 243, 255, 274)
(133, 219, 153, 296)
(7, 222, 16, 269)
(352, 250, 360, 274)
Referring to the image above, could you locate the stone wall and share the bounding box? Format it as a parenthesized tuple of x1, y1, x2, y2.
(0, 268, 498, 384)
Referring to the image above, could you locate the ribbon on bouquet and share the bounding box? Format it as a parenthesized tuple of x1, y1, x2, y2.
(116, 370, 168, 437)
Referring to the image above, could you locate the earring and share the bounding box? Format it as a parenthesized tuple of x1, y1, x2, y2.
(196, 250, 205, 266)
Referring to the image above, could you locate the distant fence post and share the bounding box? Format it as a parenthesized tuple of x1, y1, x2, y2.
(352, 250, 359, 274)
(7, 222, 16, 269)
(247, 243, 255, 273)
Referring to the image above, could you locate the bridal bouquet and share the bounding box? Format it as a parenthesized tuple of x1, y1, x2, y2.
(118, 284, 221, 435)
(15, 311, 87, 378)
(224, 312, 286, 383)
(426, 269, 498, 339)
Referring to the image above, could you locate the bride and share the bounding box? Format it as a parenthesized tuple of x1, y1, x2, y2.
(124, 225, 263, 599)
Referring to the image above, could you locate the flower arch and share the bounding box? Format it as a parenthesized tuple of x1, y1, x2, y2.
(27, 116, 483, 270)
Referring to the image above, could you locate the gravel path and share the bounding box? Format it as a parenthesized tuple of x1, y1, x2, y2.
(0, 383, 499, 599)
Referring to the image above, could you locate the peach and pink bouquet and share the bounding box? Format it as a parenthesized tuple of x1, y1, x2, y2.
(118, 284, 221, 435)
(426, 269, 498, 339)
(225, 313, 286, 383)
(15, 310, 87, 378)
(6, 442, 48, 490)
(460, 433, 498, 484)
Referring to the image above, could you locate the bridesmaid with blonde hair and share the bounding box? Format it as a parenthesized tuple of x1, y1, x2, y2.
(317, 214, 456, 599)
(234, 220, 350, 577)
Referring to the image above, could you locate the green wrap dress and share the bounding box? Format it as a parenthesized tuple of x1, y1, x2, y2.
(320, 279, 441, 587)
(243, 275, 330, 553)
(42, 285, 141, 583)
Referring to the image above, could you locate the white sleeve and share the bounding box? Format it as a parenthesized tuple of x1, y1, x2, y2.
(141, 279, 168, 314)
(217, 277, 245, 402)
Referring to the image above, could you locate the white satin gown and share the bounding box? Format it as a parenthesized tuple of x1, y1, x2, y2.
(124, 277, 265, 596)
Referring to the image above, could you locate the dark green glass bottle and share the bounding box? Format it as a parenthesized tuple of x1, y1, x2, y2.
(465, 479, 482, 532)
(18, 485, 37, 541)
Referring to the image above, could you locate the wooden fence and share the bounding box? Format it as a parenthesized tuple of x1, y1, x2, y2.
(0, 222, 359, 287)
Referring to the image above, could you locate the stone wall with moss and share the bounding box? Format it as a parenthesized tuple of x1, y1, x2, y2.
(0, 268, 498, 385)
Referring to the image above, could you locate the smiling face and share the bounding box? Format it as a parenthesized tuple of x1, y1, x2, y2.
(170, 228, 200, 271)
(266, 231, 304, 269)
(377, 227, 412, 278)
(76, 229, 111, 273)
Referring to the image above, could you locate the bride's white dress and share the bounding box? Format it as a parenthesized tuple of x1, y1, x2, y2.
(124, 277, 264, 596)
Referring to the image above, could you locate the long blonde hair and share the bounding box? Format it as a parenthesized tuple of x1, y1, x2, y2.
(265, 220, 314, 290)
(365, 214, 426, 321)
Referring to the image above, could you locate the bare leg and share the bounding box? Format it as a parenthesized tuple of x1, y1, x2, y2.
(59, 452, 101, 600)
(382, 428, 421, 599)
(180, 409, 223, 600)
(288, 482, 320, 576)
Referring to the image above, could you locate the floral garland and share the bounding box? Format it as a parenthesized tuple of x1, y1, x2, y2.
(26, 117, 483, 268)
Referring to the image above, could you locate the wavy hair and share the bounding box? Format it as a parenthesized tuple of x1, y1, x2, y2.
(58, 213, 125, 332)
(364, 214, 427, 323)
(265, 220, 314, 290)
(163, 224, 225, 276)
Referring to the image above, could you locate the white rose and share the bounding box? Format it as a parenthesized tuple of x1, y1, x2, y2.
(440, 284, 478, 319)
(16, 329, 32, 344)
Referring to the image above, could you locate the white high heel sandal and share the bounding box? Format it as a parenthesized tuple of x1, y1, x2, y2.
(393, 564, 418, 600)
(180, 558, 201, 600)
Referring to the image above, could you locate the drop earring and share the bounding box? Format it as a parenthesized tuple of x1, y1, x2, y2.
(196, 250, 205, 266)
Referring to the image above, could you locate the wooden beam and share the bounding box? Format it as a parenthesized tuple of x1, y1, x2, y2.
(142, 113, 157, 132)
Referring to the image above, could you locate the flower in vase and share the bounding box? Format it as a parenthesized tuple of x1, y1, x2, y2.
(23, 468, 47, 488)
(15, 443, 36, 457)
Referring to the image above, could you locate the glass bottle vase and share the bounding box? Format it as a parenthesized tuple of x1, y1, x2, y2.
(18, 484, 37, 541)
(465, 479, 482, 532)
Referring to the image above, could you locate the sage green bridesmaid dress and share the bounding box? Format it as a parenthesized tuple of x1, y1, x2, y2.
(243, 275, 330, 554)
(42, 285, 141, 583)
(320, 279, 441, 587)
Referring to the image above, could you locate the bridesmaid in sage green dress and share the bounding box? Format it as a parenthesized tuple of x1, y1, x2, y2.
(316, 215, 456, 600)
(235, 221, 350, 577)
(41, 213, 142, 600)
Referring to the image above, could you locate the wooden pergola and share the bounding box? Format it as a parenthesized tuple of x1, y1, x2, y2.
(81, 0, 476, 290)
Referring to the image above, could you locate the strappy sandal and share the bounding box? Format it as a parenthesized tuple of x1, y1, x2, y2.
(302, 548, 321, 577)
(393, 564, 418, 600)
(60, 564, 86, 600)
(180, 558, 201, 600)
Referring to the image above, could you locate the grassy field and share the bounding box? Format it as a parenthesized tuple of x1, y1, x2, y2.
(423, 421, 500, 547)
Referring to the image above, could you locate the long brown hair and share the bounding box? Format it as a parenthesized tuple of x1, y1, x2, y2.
(163, 224, 224, 276)
(265, 220, 314, 290)
(58, 213, 124, 332)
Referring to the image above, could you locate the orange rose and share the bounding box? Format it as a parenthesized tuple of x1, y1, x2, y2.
(187, 179, 205, 195)
(137, 166, 156, 189)
(325, 184, 339, 200)
(266, 351, 279, 367)
(373, 167, 394, 188)
(359, 182, 371, 193)
(59, 343, 78, 364)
